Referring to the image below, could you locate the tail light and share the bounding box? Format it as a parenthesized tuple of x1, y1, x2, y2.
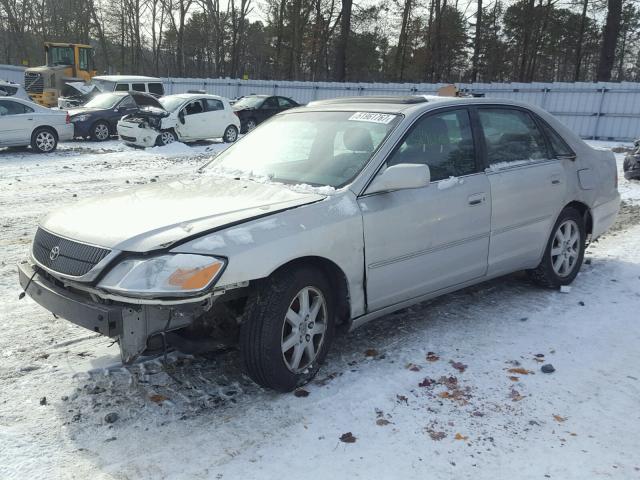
(65, 112, 70, 124)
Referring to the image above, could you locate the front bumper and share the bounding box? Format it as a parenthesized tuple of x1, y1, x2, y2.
(18, 260, 122, 337)
(18, 261, 204, 362)
(116, 122, 159, 147)
(71, 121, 93, 138)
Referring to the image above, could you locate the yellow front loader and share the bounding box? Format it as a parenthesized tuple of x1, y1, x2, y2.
(24, 43, 97, 107)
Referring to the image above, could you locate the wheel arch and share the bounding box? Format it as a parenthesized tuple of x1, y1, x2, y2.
(266, 256, 351, 327)
(564, 200, 593, 238)
(31, 125, 58, 140)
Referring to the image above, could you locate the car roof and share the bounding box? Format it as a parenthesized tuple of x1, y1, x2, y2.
(93, 75, 163, 83)
(167, 93, 226, 101)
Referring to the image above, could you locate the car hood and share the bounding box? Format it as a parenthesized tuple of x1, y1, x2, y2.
(129, 90, 166, 111)
(68, 107, 102, 116)
(40, 175, 326, 252)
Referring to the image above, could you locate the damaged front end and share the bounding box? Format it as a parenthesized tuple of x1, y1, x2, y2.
(18, 230, 247, 363)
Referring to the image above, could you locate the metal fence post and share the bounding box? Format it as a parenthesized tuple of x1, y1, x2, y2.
(593, 87, 607, 140)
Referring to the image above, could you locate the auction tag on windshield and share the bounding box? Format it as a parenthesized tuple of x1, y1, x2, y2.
(348, 112, 396, 124)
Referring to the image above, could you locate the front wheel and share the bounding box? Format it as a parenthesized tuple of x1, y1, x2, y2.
(223, 125, 238, 143)
(156, 129, 177, 146)
(91, 121, 111, 141)
(240, 266, 335, 392)
(528, 207, 586, 288)
(31, 127, 58, 153)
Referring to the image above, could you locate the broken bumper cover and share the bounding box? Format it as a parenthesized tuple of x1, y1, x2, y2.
(18, 260, 122, 337)
(18, 261, 206, 362)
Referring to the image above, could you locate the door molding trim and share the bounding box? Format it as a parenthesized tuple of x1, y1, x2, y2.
(368, 231, 490, 269)
(491, 214, 551, 236)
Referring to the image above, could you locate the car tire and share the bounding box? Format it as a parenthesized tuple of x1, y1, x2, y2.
(156, 129, 177, 146)
(223, 125, 238, 143)
(31, 127, 58, 153)
(91, 121, 111, 141)
(245, 118, 257, 133)
(240, 265, 336, 392)
(528, 207, 586, 288)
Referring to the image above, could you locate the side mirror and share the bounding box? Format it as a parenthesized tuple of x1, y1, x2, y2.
(178, 110, 185, 124)
(366, 164, 431, 194)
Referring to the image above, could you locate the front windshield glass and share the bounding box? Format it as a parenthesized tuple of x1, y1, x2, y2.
(159, 96, 186, 112)
(234, 96, 265, 108)
(208, 111, 401, 188)
(48, 46, 74, 66)
(84, 93, 121, 109)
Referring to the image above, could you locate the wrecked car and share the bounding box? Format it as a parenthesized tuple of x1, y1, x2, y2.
(19, 96, 619, 391)
(68, 92, 139, 141)
(117, 92, 240, 147)
(623, 139, 640, 180)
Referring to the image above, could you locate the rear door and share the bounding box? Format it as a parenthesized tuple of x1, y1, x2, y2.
(362, 107, 491, 311)
(474, 107, 567, 276)
(204, 98, 227, 137)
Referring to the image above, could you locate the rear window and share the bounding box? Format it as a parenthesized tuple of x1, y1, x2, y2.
(206, 99, 224, 111)
(538, 120, 574, 157)
(148, 83, 164, 95)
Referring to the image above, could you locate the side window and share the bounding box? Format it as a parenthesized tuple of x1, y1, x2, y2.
(118, 96, 136, 108)
(478, 108, 549, 167)
(278, 97, 294, 108)
(131, 83, 146, 92)
(263, 97, 278, 109)
(538, 120, 574, 157)
(115, 83, 129, 92)
(148, 83, 164, 95)
(205, 99, 224, 111)
(0, 100, 33, 115)
(78, 48, 89, 70)
(184, 100, 205, 115)
(387, 109, 476, 181)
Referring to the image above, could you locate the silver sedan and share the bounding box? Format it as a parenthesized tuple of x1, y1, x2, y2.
(19, 96, 620, 391)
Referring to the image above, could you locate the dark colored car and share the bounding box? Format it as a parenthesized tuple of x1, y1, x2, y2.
(623, 138, 640, 180)
(233, 95, 299, 133)
(68, 92, 139, 141)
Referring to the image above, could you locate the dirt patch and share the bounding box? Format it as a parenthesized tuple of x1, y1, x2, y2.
(607, 201, 640, 233)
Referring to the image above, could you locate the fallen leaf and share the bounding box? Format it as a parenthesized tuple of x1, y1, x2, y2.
(339, 432, 357, 443)
(508, 376, 519, 382)
(396, 394, 408, 405)
(428, 430, 446, 441)
(508, 368, 534, 375)
(149, 394, 168, 404)
(426, 352, 440, 362)
(553, 415, 567, 423)
(376, 418, 391, 426)
(450, 361, 467, 373)
(418, 377, 434, 388)
(509, 389, 524, 402)
(294, 389, 309, 398)
(406, 363, 421, 372)
(454, 433, 469, 441)
(364, 348, 378, 358)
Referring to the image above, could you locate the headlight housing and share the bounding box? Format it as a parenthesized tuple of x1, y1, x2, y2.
(71, 114, 90, 122)
(97, 254, 226, 297)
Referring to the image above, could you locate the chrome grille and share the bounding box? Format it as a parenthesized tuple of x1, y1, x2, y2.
(24, 72, 43, 93)
(32, 228, 111, 277)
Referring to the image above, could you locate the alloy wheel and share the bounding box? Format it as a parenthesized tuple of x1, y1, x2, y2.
(281, 286, 328, 373)
(551, 219, 580, 277)
(94, 123, 110, 141)
(35, 131, 55, 152)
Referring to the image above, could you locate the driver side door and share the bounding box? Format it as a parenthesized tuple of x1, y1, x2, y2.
(360, 108, 492, 311)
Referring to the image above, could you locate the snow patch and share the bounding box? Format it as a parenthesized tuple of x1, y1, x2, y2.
(190, 234, 226, 250)
(148, 142, 193, 154)
(225, 227, 254, 245)
(437, 176, 464, 190)
(329, 196, 358, 216)
(485, 159, 538, 172)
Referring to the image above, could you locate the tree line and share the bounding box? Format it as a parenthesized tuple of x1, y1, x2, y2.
(1, 0, 639, 83)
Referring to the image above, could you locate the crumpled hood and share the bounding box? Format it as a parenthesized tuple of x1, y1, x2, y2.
(40, 176, 325, 252)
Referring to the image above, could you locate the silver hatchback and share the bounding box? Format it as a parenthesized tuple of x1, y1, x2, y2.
(19, 96, 620, 391)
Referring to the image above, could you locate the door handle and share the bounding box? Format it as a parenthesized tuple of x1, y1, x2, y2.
(468, 193, 485, 206)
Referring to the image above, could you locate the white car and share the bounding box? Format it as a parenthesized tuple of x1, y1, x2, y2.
(0, 79, 29, 100)
(0, 96, 73, 153)
(117, 92, 240, 147)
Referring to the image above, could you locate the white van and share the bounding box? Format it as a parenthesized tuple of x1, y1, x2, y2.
(57, 76, 165, 109)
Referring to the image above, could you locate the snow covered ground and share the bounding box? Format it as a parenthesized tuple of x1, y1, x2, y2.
(0, 139, 639, 479)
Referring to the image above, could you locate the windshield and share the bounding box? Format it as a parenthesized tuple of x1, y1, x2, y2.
(234, 96, 265, 109)
(208, 111, 401, 188)
(159, 96, 186, 112)
(47, 46, 74, 66)
(84, 93, 122, 109)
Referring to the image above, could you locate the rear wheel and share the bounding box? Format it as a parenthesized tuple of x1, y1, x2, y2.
(91, 121, 110, 141)
(240, 265, 335, 392)
(528, 207, 585, 288)
(156, 129, 177, 146)
(245, 118, 257, 132)
(223, 125, 238, 143)
(31, 127, 58, 153)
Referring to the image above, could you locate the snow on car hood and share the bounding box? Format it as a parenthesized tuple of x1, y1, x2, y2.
(40, 176, 326, 252)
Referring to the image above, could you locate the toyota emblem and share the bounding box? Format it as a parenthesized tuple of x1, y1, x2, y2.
(49, 246, 60, 261)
